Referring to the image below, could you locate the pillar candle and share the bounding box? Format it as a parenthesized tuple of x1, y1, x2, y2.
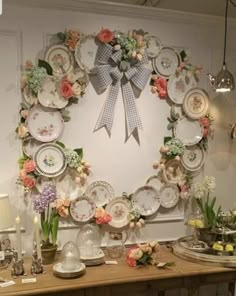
(15, 216, 22, 260)
(34, 216, 42, 260)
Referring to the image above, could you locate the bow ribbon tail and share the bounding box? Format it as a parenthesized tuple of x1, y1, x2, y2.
(121, 79, 143, 143)
(94, 81, 120, 137)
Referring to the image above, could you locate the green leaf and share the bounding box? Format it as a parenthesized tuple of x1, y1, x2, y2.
(180, 50, 187, 62)
(57, 32, 66, 42)
(51, 214, 59, 246)
(210, 197, 216, 210)
(38, 59, 53, 76)
(74, 148, 83, 159)
(56, 141, 65, 149)
(164, 136, 172, 145)
(185, 74, 190, 85)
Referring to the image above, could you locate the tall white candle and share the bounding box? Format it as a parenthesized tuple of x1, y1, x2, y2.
(15, 216, 22, 260)
(34, 216, 42, 260)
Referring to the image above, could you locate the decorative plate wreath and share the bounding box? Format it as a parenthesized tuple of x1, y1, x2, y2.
(15, 28, 213, 229)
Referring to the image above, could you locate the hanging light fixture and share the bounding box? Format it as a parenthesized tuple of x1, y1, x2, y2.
(208, 0, 235, 92)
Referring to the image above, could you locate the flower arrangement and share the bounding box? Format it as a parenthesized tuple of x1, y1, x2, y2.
(52, 198, 71, 218)
(150, 74, 168, 99)
(126, 241, 160, 267)
(129, 209, 145, 229)
(199, 113, 214, 151)
(176, 50, 202, 83)
(95, 207, 112, 225)
(97, 28, 146, 63)
(60, 71, 86, 102)
(21, 60, 47, 97)
(159, 137, 185, 159)
(57, 29, 81, 51)
(17, 158, 37, 192)
(33, 184, 59, 247)
(191, 176, 221, 229)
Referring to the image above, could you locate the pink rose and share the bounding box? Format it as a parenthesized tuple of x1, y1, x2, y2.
(96, 217, 104, 225)
(127, 257, 137, 267)
(97, 28, 114, 43)
(57, 206, 69, 218)
(103, 213, 112, 223)
(66, 39, 78, 51)
(154, 77, 167, 99)
(22, 176, 36, 189)
(60, 79, 74, 99)
(23, 160, 36, 173)
(200, 117, 209, 128)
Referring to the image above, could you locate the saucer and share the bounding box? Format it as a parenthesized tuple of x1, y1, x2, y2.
(53, 262, 86, 278)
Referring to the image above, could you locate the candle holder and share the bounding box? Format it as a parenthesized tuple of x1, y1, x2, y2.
(11, 251, 27, 278)
(31, 251, 45, 275)
(0, 238, 14, 270)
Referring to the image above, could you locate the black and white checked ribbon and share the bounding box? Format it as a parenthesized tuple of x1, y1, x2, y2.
(93, 43, 151, 141)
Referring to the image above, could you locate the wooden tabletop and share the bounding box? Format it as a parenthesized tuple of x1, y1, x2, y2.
(0, 246, 236, 296)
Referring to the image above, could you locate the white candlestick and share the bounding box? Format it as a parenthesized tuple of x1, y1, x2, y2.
(34, 216, 42, 260)
(15, 216, 22, 260)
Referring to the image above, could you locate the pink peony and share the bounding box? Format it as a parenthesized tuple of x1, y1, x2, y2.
(23, 160, 36, 173)
(154, 77, 167, 99)
(60, 79, 74, 99)
(200, 117, 209, 128)
(96, 217, 104, 225)
(97, 28, 114, 43)
(22, 176, 36, 189)
(103, 213, 112, 223)
(66, 39, 78, 51)
(127, 256, 137, 267)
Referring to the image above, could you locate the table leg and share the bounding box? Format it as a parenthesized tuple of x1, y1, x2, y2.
(228, 282, 235, 296)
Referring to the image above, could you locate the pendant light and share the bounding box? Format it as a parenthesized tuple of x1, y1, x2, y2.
(208, 0, 235, 92)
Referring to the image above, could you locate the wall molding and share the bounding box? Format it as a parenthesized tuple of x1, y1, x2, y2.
(5, 0, 236, 27)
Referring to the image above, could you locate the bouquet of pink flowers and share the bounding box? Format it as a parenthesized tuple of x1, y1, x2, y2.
(95, 207, 112, 225)
(126, 241, 160, 267)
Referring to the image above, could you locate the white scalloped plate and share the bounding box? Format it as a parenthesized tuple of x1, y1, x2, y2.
(85, 181, 115, 207)
(181, 144, 205, 172)
(106, 197, 130, 228)
(146, 175, 164, 192)
(144, 34, 162, 58)
(70, 196, 96, 223)
(183, 88, 209, 119)
(159, 184, 179, 209)
(132, 185, 160, 216)
(174, 117, 203, 146)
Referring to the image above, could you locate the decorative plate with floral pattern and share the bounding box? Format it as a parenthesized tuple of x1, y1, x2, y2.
(34, 143, 67, 177)
(181, 144, 205, 172)
(105, 197, 130, 228)
(26, 104, 64, 142)
(45, 44, 73, 76)
(70, 196, 96, 223)
(132, 185, 160, 216)
(85, 181, 115, 207)
(159, 184, 179, 209)
(183, 88, 209, 119)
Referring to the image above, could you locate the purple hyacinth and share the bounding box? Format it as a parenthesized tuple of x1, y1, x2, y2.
(33, 184, 56, 214)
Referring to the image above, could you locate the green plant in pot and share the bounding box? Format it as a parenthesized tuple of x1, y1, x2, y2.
(191, 176, 221, 244)
(33, 184, 59, 264)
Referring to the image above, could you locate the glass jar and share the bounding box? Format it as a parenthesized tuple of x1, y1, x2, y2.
(76, 224, 101, 258)
(106, 231, 128, 259)
(60, 241, 80, 271)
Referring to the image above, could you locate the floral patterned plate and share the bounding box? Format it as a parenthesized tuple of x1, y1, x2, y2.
(74, 34, 99, 73)
(132, 186, 160, 216)
(56, 168, 82, 200)
(152, 47, 180, 77)
(22, 137, 43, 158)
(162, 159, 186, 184)
(144, 34, 162, 58)
(85, 181, 115, 207)
(183, 88, 209, 119)
(181, 144, 205, 172)
(34, 143, 67, 178)
(167, 73, 197, 105)
(174, 117, 203, 146)
(105, 197, 130, 228)
(146, 175, 164, 192)
(159, 184, 179, 209)
(70, 196, 96, 223)
(45, 44, 73, 76)
(26, 104, 64, 142)
(38, 76, 68, 109)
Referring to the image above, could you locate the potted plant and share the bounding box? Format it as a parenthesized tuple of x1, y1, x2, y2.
(33, 184, 70, 264)
(191, 176, 221, 243)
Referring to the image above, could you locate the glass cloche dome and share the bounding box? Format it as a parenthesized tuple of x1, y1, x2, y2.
(60, 241, 80, 271)
(76, 224, 101, 258)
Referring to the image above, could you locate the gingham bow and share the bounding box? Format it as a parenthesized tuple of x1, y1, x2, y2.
(93, 43, 151, 143)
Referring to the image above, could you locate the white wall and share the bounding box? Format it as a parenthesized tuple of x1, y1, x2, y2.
(0, 1, 236, 267)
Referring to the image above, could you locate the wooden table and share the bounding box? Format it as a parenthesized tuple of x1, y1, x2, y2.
(0, 246, 236, 296)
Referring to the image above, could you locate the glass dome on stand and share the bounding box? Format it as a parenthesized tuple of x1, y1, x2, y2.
(52, 241, 86, 278)
(76, 224, 105, 266)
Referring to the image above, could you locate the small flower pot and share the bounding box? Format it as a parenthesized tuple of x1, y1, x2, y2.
(198, 228, 216, 244)
(41, 244, 58, 265)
